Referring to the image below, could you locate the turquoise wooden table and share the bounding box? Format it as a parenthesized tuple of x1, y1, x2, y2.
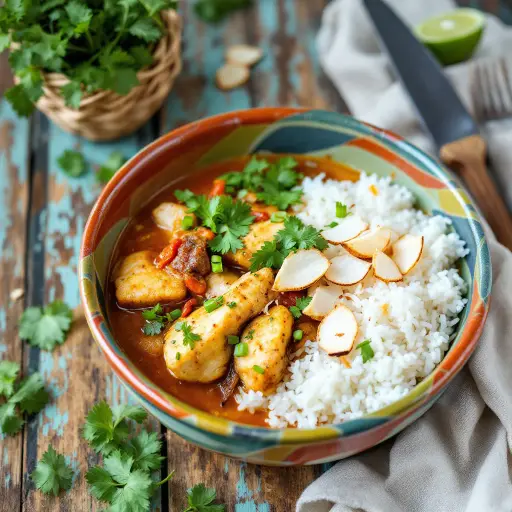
(0, 1, 510, 510)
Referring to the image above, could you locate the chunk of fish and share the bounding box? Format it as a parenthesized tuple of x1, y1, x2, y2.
(205, 270, 239, 299)
(164, 268, 275, 383)
(235, 305, 293, 395)
(224, 221, 283, 270)
(114, 251, 186, 308)
(152, 202, 195, 234)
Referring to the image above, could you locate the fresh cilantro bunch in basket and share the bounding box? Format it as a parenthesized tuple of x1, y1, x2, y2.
(0, 0, 177, 117)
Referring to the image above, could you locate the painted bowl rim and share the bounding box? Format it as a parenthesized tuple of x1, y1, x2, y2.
(79, 107, 491, 443)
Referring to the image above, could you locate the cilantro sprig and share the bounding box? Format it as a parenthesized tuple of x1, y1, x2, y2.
(250, 216, 328, 271)
(31, 446, 74, 496)
(221, 156, 304, 210)
(0, 367, 49, 435)
(19, 300, 73, 351)
(84, 401, 174, 511)
(2, 0, 178, 116)
(175, 321, 201, 349)
(289, 296, 312, 319)
(175, 191, 254, 254)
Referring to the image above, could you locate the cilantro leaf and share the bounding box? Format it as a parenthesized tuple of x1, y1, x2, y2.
(0, 402, 24, 435)
(19, 300, 73, 351)
(61, 81, 83, 109)
(289, 296, 312, 319)
(65, 0, 93, 33)
(31, 445, 74, 496)
(178, 322, 201, 349)
(97, 151, 127, 184)
(141, 304, 175, 336)
(142, 321, 164, 336)
(356, 339, 374, 363)
(10, 372, 49, 414)
(185, 483, 225, 511)
(0, 360, 20, 398)
(86, 466, 118, 502)
(126, 430, 164, 472)
(57, 150, 87, 178)
(250, 217, 327, 271)
(83, 401, 145, 455)
(5, 84, 35, 117)
(109, 469, 153, 512)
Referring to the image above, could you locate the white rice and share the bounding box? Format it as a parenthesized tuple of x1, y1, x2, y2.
(235, 173, 469, 428)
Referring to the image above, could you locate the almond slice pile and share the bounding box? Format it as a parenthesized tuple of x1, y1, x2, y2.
(216, 45, 263, 91)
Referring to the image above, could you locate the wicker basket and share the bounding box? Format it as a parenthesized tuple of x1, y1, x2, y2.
(35, 10, 182, 141)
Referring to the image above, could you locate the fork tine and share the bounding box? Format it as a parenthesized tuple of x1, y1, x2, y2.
(472, 62, 486, 122)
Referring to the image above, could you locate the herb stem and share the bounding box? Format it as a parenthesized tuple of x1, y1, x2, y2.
(155, 470, 175, 487)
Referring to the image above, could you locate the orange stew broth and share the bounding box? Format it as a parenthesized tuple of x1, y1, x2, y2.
(107, 155, 360, 427)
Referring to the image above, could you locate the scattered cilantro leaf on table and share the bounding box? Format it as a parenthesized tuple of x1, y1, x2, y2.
(57, 150, 87, 178)
(250, 217, 327, 271)
(19, 300, 73, 351)
(0, 360, 20, 398)
(290, 296, 312, 319)
(97, 152, 127, 184)
(175, 191, 254, 254)
(83, 401, 175, 511)
(220, 156, 304, 210)
(83, 400, 147, 455)
(194, 0, 252, 23)
(184, 483, 226, 511)
(31, 445, 74, 496)
(0, 369, 48, 436)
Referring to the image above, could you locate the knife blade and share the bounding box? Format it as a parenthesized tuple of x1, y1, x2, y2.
(362, 0, 478, 149)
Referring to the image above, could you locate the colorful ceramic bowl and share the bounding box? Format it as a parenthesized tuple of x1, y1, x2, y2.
(79, 108, 491, 466)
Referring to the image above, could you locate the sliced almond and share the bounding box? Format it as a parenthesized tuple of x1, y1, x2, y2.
(303, 285, 342, 321)
(325, 254, 371, 286)
(342, 227, 391, 259)
(273, 249, 330, 292)
(321, 215, 368, 245)
(216, 63, 250, 91)
(318, 305, 358, 356)
(226, 45, 263, 67)
(373, 250, 402, 282)
(392, 234, 424, 274)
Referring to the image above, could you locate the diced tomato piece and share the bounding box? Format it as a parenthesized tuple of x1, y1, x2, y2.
(251, 210, 270, 222)
(184, 275, 207, 296)
(155, 239, 183, 269)
(181, 297, 197, 318)
(279, 291, 305, 308)
(209, 179, 226, 197)
(196, 227, 215, 241)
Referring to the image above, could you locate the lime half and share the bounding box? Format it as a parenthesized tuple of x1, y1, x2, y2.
(415, 8, 486, 66)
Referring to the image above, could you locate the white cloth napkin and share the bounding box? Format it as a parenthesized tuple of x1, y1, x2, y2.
(297, 2, 512, 511)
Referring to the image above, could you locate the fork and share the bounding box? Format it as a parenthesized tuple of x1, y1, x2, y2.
(472, 57, 512, 121)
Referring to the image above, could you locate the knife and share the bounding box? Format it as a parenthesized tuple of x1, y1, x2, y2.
(363, 0, 512, 249)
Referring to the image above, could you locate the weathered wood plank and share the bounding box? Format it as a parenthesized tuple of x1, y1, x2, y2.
(21, 117, 165, 510)
(0, 100, 30, 511)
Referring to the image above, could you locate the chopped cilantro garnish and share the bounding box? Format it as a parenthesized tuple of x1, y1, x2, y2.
(250, 217, 328, 271)
(245, 329, 255, 340)
(179, 322, 201, 349)
(227, 302, 237, 309)
(141, 304, 176, 336)
(325, 221, 338, 228)
(356, 339, 374, 363)
(289, 296, 312, 319)
(174, 191, 254, 254)
(220, 156, 304, 210)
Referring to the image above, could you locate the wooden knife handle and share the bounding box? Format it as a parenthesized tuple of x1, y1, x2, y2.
(440, 134, 512, 250)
